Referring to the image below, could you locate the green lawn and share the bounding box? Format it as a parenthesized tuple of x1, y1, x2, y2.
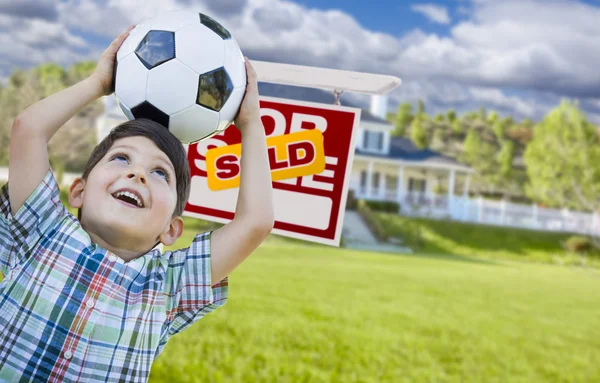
(2, 203, 599, 382)
(372, 213, 600, 268)
(150, 231, 600, 383)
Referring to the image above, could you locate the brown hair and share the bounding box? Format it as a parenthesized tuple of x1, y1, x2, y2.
(80, 118, 191, 219)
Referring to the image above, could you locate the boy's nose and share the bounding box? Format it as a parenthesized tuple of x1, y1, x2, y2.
(127, 168, 147, 184)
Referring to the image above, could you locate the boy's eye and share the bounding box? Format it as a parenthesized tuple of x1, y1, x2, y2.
(153, 168, 169, 181)
(111, 154, 129, 163)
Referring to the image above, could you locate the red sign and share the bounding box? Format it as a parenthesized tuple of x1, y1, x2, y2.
(184, 96, 361, 246)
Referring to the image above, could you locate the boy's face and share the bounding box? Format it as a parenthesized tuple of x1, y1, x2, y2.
(69, 136, 183, 258)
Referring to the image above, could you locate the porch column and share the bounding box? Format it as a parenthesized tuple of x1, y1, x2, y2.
(448, 169, 456, 199)
(366, 161, 374, 198)
(380, 172, 386, 198)
(396, 166, 404, 203)
(463, 174, 471, 198)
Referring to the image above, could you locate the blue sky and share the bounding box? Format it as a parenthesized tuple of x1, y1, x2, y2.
(297, 0, 458, 37)
(1, 0, 600, 122)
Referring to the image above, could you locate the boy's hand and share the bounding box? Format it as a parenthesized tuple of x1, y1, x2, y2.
(234, 58, 261, 134)
(91, 25, 135, 96)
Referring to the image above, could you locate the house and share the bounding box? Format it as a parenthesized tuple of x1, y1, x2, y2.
(254, 83, 474, 217)
(96, 83, 473, 218)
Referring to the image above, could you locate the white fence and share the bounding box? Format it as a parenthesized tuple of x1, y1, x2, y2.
(404, 192, 599, 236)
(354, 187, 600, 237)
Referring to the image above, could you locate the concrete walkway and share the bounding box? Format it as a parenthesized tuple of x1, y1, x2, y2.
(342, 210, 413, 254)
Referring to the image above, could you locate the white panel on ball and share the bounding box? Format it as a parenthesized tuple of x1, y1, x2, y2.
(217, 86, 245, 131)
(117, 20, 155, 62)
(115, 54, 149, 108)
(146, 60, 198, 115)
(223, 39, 246, 88)
(176, 23, 225, 75)
(150, 10, 198, 31)
(117, 100, 134, 121)
(170, 105, 220, 143)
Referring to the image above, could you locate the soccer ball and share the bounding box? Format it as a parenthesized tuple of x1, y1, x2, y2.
(114, 10, 246, 143)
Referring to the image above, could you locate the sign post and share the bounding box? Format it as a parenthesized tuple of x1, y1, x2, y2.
(184, 96, 361, 247)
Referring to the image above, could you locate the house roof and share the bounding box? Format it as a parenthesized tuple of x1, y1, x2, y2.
(257, 83, 390, 124)
(356, 137, 471, 171)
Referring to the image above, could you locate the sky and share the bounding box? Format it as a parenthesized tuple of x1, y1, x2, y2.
(1, 0, 600, 122)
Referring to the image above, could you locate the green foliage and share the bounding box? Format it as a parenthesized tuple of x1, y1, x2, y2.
(524, 100, 600, 211)
(393, 102, 413, 137)
(497, 140, 515, 181)
(364, 199, 400, 213)
(446, 109, 457, 124)
(451, 118, 463, 135)
(356, 199, 388, 241)
(0, 62, 100, 170)
(410, 116, 428, 149)
(564, 235, 593, 253)
(372, 213, 600, 267)
(487, 110, 499, 126)
(434, 113, 445, 124)
(430, 128, 446, 151)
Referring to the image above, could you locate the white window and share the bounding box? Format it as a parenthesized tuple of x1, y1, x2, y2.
(363, 130, 383, 151)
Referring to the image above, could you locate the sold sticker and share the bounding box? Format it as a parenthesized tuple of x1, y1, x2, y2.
(205, 129, 326, 191)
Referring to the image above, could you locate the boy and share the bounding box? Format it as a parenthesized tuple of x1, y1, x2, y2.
(0, 26, 274, 382)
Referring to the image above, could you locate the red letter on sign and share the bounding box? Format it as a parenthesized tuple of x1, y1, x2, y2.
(268, 146, 288, 170)
(215, 155, 240, 179)
(289, 141, 315, 167)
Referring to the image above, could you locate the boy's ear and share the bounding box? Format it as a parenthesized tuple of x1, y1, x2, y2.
(68, 177, 86, 208)
(159, 216, 184, 247)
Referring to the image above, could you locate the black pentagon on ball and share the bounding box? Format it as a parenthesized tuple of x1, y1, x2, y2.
(131, 101, 170, 129)
(197, 67, 234, 112)
(199, 13, 231, 40)
(135, 30, 175, 70)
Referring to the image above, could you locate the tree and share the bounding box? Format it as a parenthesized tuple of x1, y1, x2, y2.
(452, 118, 463, 135)
(430, 128, 446, 151)
(393, 102, 413, 136)
(460, 129, 497, 191)
(496, 140, 515, 185)
(410, 117, 428, 149)
(524, 100, 600, 211)
(446, 109, 457, 124)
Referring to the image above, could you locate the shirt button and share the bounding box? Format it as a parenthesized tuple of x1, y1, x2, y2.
(109, 255, 117, 262)
(64, 350, 73, 360)
(86, 299, 95, 309)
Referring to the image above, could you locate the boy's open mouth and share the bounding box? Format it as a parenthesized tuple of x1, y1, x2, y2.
(112, 190, 145, 208)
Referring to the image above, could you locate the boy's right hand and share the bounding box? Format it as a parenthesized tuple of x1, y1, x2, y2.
(91, 25, 135, 96)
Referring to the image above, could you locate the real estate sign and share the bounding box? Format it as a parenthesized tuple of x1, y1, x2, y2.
(184, 96, 361, 246)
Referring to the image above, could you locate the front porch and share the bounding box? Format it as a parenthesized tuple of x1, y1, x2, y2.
(349, 158, 472, 219)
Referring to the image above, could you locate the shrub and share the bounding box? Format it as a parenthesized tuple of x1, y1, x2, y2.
(564, 236, 593, 253)
(365, 200, 400, 213)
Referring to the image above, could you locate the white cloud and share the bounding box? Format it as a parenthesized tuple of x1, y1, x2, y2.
(410, 4, 451, 25)
(0, 0, 599, 122)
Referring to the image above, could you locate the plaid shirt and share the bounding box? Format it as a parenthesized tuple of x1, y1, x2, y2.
(0, 170, 228, 382)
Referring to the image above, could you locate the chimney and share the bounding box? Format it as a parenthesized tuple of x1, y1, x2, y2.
(370, 94, 388, 120)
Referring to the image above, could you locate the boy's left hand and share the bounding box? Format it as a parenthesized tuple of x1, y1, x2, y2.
(91, 25, 135, 97)
(234, 58, 262, 133)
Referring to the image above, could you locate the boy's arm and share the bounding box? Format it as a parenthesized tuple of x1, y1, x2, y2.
(8, 26, 133, 216)
(211, 59, 275, 285)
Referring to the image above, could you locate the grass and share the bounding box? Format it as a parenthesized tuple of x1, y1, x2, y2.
(372, 212, 600, 268)
(149, 237, 600, 382)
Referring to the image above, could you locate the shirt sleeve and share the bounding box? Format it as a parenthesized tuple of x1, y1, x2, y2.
(0, 170, 66, 277)
(162, 231, 229, 338)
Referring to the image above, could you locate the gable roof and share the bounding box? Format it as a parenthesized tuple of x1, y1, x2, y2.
(356, 136, 472, 171)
